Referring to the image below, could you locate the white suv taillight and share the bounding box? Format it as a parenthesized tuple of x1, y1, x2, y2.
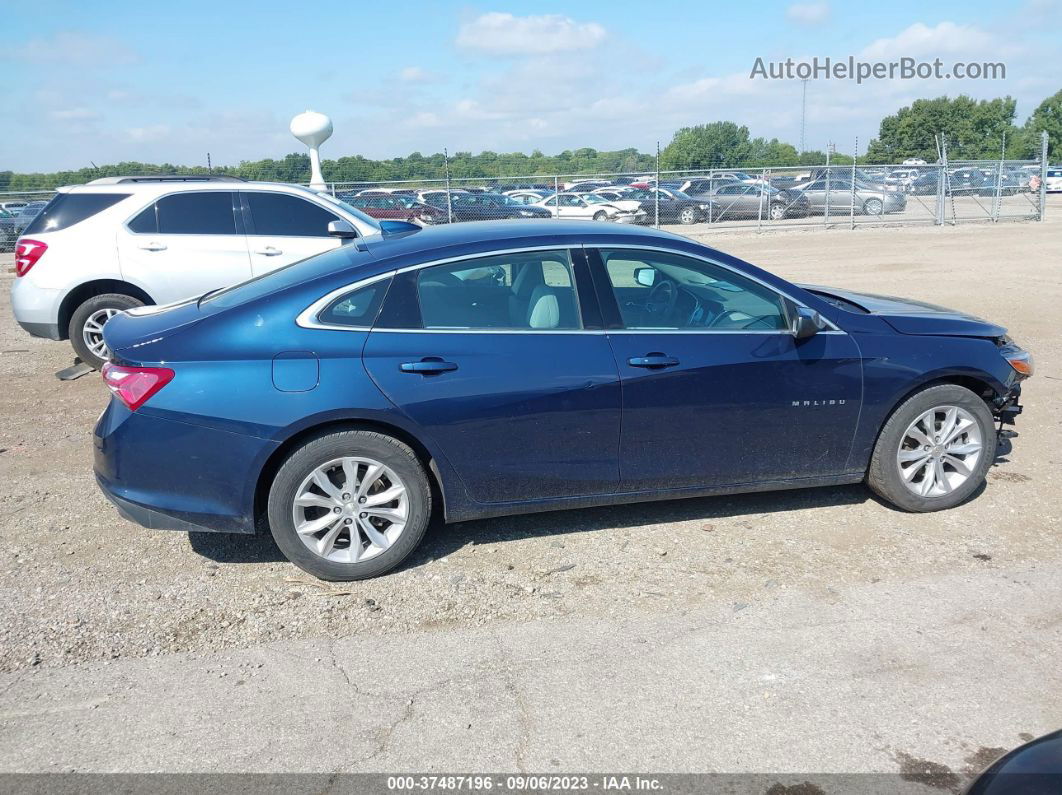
(14, 239, 47, 277)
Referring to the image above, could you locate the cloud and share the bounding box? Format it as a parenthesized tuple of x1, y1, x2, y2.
(48, 108, 100, 122)
(456, 12, 606, 55)
(787, 2, 831, 25)
(10, 31, 138, 66)
(861, 22, 999, 58)
(125, 124, 172, 143)
(397, 66, 438, 83)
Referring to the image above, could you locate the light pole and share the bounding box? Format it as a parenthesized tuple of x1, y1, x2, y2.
(799, 78, 808, 154)
(290, 111, 333, 190)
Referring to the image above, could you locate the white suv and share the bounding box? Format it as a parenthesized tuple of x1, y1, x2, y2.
(11, 175, 382, 367)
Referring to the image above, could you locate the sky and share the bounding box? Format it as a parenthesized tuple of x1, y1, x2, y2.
(1, 0, 1060, 171)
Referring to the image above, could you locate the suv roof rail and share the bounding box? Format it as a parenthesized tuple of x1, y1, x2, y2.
(86, 175, 247, 185)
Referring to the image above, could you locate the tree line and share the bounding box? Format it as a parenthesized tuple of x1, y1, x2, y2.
(2, 90, 1058, 192)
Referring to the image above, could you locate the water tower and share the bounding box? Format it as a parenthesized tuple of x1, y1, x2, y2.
(289, 111, 333, 190)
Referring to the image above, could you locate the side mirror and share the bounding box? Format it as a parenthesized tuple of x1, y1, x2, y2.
(634, 267, 657, 287)
(327, 220, 357, 240)
(791, 306, 824, 340)
(378, 220, 421, 236)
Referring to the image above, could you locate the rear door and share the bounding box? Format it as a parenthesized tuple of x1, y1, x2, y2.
(362, 248, 622, 504)
(241, 190, 343, 274)
(117, 190, 252, 304)
(590, 247, 862, 491)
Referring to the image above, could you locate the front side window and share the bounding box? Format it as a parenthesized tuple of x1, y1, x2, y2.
(246, 192, 339, 237)
(155, 191, 237, 235)
(599, 249, 788, 332)
(416, 251, 580, 330)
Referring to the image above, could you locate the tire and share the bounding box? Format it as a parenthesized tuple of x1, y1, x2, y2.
(863, 198, 884, 216)
(68, 293, 144, 369)
(267, 429, 432, 581)
(768, 203, 786, 221)
(866, 384, 995, 512)
(679, 207, 697, 225)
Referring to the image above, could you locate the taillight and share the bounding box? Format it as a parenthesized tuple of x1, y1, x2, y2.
(14, 238, 47, 276)
(100, 362, 174, 411)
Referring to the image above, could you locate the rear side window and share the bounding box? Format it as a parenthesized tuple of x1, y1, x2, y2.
(318, 279, 391, 327)
(155, 192, 237, 235)
(23, 193, 129, 235)
(246, 192, 338, 237)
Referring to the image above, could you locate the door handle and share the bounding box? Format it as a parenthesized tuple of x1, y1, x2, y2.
(628, 354, 680, 369)
(254, 246, 283, 256)
(400, 358, 459, 375)
(138, 242, 167, 252)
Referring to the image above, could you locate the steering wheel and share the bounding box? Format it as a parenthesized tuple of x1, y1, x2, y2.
(645, 279, 678, 318)
(706, 310, 778, 330)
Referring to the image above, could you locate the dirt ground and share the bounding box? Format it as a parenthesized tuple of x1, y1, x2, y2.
(1, 206, 1058, 677)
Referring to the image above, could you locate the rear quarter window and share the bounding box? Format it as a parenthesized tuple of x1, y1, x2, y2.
(23, 193, 129, 235)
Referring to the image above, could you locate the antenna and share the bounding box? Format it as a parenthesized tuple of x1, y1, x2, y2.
(289, 111, 333, 190)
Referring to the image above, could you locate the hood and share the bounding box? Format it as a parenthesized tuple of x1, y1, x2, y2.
(801, 285, 1007, 338)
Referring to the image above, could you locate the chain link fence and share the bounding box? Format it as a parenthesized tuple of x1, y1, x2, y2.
(1, 134, 1050, 252)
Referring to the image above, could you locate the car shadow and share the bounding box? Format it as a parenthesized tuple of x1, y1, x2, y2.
(189, 482, 872, 568)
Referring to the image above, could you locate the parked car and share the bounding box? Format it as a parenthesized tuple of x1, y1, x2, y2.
(503, 190, 548, 205)
(421, 192, 553, 222)
(0, 201, 29, 214)
(621, 188, 711, 225)
(947, 168, 990, 196)
(1045, 167, 1062, 193)
(93, 219, 1031, 581)
(788, 177, 907, 215)
(534, 192, 645, 223)
(343, 193, 447, 225)
(10, 175, 382, 368)
(1, 200, 50, 246)
(698, 183, 810, 221)
(908, 170, 943, 195)
(964, 729, 1062, 794)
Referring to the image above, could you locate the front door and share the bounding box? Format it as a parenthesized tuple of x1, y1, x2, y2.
(117, 190, 252, 304)
(362, 248, 621, 504)
(590, 247, 863, 491)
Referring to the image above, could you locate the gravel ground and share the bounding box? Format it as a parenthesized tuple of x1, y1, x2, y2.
(1, 208, 1059, 678)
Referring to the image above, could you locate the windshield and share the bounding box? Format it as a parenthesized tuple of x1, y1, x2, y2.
(670, 190, 693, 200)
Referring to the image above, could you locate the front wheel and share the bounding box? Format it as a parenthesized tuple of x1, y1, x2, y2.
(678, 207, 697, 225)
(592, 211, 608, 221)
(68, 293, 144, 369)
(267, 429, 432, 581)
(863, 198, 884, 216)
(866, 384, 995, 512)
(768, 203, 786, 221)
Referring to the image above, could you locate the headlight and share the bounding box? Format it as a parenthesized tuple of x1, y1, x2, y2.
(699, 204, 710, 210)
(1003, 347, 1034, 378)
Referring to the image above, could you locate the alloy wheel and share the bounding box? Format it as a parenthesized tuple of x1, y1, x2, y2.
(865, 198, 884, 215)
(895, 405, 983, 498)
(82, 308, 119, 361)
(680, 207, 696, 224)
(291, 456, 409, 563)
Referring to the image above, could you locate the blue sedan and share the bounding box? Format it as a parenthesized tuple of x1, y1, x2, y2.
(94, 221, 1032, 580)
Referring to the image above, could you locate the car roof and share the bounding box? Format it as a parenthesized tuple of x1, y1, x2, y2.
(59, 180, 325, 196)
(357, 219, 690, 264)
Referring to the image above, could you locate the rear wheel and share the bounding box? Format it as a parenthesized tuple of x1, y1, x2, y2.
(267, 430, 432, 581)
(68, 293, 144, 369)
(866, 384, 995, 512)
